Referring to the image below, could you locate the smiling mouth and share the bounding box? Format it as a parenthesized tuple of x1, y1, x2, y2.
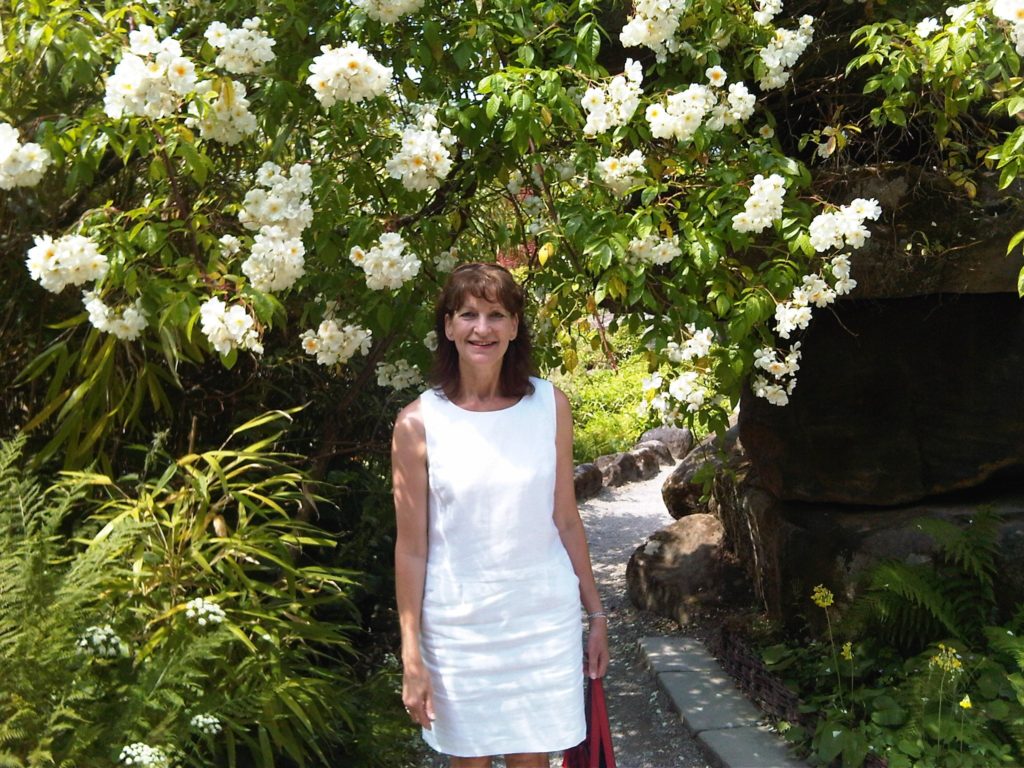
(468, 340, 497, 347)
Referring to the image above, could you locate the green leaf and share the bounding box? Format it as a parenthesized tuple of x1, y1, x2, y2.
(1007, 229, 1024, 256)
(486, 93, 501, 120)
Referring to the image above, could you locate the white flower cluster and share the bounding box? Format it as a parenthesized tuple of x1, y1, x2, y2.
(619, 0, 690, 61)
(915, 17, 941, 38)
(204, 18, 276, 74)
(754, 0, 783, 25)
(0, 122, 52, 189)
(596, 150, 645, 195)
(667, 371, 708, 414)
(184, 597, 226, 627)
(376, 359, 422, 389)
(25, 233, 108, 293)
(645, 80, 755, 142)
(424, 330, 438, 351)
(993, 0, 1024, 53)
(199, 297, 263, 355)
(385, 113, 455, 191)
(751, 199, 879, 406)
(626, 234, 681, 266)
(666, 324, 714, 362)
(301, 318, 372, 366)
(351, 0, 426, 23)
(581, 59, 643, 136)
(349, 232, 421, 290)
(190, 713, 223, 735)
(104, 25, 196, 119)
(306, 43, 392, 107)
(77, 624, 130, 658)
(239, 163, 313, 292)
(119, 743, 169, 768)
(752, 342, 801, 406)
(239, 162, 314, 237)
(83, 291, 149, 340)
(643, 371, 713, 424)
(808, 198, 881, 253)
(759, 253, 860, 406)
(731, 173, 786, 233)
(435, 247, 458, 272)
(758, 16, 815, 91)
(242, 226, 306, 291)
(189, 79, 258, 144)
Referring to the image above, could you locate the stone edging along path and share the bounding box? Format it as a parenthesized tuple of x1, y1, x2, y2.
(638, 637, 805, 768)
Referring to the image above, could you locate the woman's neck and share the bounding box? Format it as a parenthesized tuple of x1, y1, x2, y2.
(453, 363, 509, 407)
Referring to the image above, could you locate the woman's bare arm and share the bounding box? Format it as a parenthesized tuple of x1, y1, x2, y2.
(551, 386, 610, 679)
(392, 399, 435, 727)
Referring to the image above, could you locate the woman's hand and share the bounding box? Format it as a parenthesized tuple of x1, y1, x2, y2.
(586, 618, 610, 679)
(402, 658, 435, 729)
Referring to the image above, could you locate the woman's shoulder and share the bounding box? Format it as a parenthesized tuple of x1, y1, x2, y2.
(529, 376, 565, 401)
(394, 397, 425, 437)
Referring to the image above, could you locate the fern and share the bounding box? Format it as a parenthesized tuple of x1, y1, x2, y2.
(849, 509, 1003, 652)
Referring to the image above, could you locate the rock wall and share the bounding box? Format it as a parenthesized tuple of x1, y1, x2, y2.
(739, 293, 1024, 505)
(718, 289, 1024, 619)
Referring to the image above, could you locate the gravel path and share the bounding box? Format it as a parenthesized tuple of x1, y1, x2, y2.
(578, 465, 712, 768)
(417, 465, 712, 767)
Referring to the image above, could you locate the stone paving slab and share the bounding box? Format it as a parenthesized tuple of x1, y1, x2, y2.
(657, 670, 764, 732)
(641, 637, 808, 768)
(640, 636, 725, 676)
(699, 726, 805, 768)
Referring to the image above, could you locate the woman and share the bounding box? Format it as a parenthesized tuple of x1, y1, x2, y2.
(392, 262, 609, 767)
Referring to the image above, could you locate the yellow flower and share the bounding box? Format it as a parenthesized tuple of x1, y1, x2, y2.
(960, 695, 972, 710)
(929, 643, 964, 674)
(811, 584, 834, 608)
(841, 641, 853, 661)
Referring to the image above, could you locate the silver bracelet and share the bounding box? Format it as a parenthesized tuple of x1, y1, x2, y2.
(587, 610, 608, 621)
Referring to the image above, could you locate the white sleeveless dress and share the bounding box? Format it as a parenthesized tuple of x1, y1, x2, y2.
(418, 377, 585, 757)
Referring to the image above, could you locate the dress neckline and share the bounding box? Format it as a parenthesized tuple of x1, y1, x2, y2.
(438, 391, 527, 414)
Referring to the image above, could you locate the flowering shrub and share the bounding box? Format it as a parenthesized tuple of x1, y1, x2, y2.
(7, 0, 1023, 473)
(0, 122, 52, 189)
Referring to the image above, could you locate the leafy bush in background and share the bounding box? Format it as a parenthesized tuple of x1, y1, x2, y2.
(551, 328, 657, 464)
(0, 417, 409, 767)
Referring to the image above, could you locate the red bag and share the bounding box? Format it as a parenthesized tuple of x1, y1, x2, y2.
(562, 676, 616, 768)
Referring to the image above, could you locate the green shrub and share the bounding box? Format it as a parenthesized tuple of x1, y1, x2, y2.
(0, 417, 388, 767)
(551, 330, 657, 464)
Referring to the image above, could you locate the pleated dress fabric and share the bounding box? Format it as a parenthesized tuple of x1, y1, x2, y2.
(418, 377, 585, 757)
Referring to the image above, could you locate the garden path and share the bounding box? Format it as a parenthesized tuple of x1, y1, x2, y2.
(575, 463, 712, 768)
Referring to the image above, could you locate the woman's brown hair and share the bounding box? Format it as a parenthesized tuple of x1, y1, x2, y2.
(430, 263, 537, 399)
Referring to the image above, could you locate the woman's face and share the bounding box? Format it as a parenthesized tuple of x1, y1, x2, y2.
(444, 293, 519, 368)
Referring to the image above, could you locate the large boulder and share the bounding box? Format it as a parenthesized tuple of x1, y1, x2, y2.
(628, 444, 662, 479)
(662, 423, 743, 519)
(595, 452, 641, 487)
(626, 513, 746, 625)
(739, 293, 1024, 505)
(711, 463, 1024, 621)
(634, 439, 674, 466)
(639, 427, 694, 460)
(574, 463, 603, 501)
